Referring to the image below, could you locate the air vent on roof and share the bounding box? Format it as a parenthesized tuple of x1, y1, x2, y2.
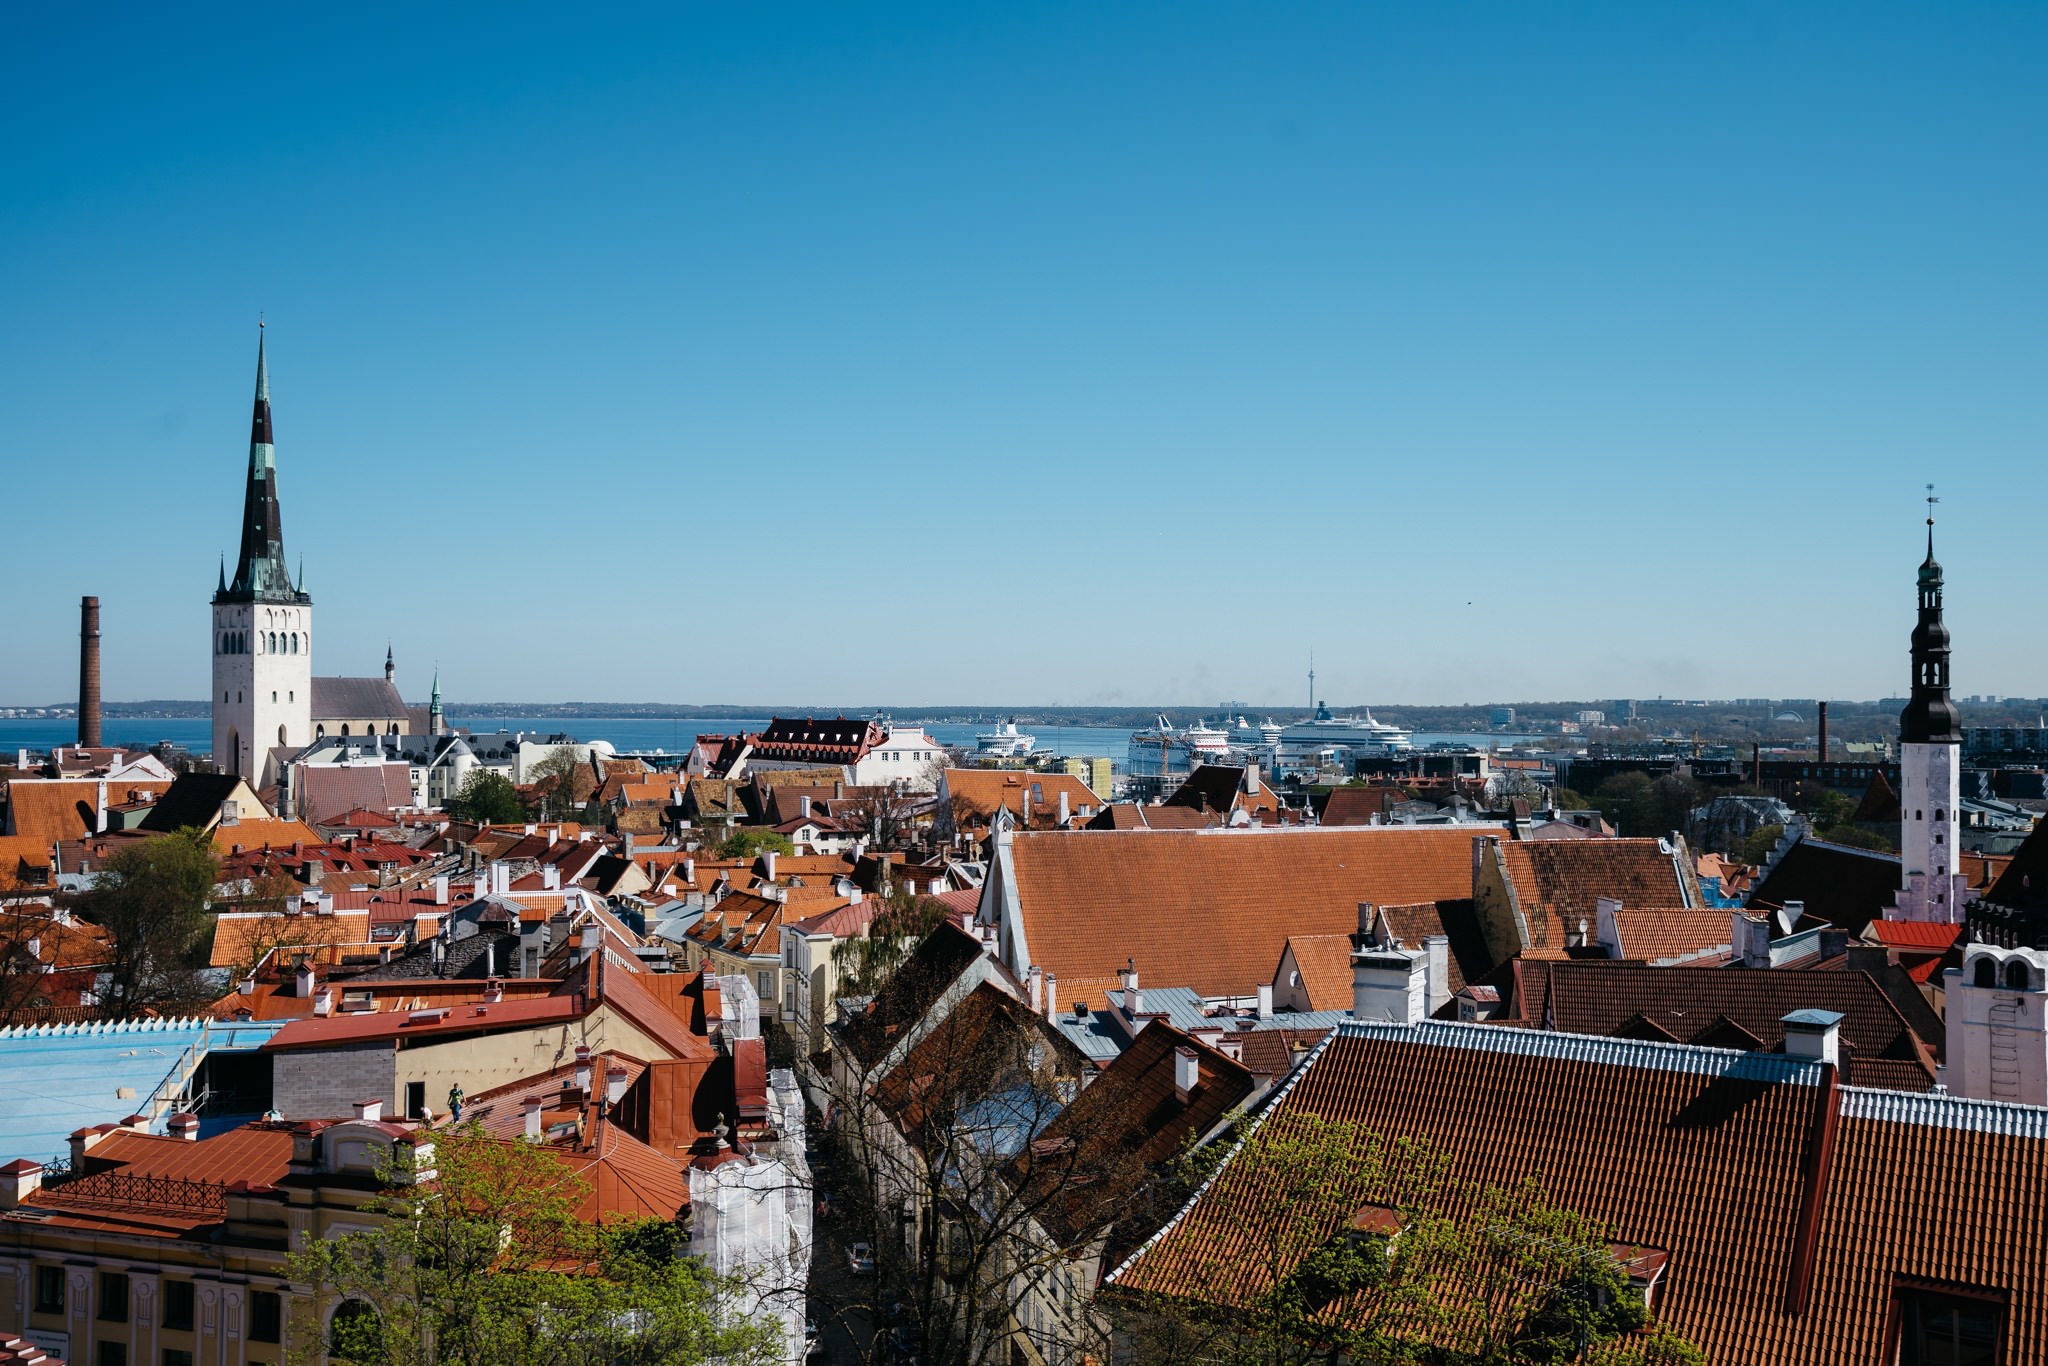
(406, 1008, 451, 1025)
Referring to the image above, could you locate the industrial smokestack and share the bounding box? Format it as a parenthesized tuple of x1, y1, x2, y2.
(1817, 701, 1829, 764)
(78, 596, 102, 749)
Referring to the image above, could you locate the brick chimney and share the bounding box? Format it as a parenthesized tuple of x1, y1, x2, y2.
(78, 595, 102, 749)
(167, 1112, 200, 1141)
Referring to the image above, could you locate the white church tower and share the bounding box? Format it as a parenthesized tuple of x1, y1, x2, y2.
(1893, 498, 1968, 923)
(211, 326, 313, 788)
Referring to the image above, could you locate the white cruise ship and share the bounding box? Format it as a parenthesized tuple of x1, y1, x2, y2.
(976, 720, 1037, 757)
(1277, 703, 1415, 764)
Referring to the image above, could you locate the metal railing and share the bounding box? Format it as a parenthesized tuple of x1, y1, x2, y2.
(41, 1168, 229, 1216)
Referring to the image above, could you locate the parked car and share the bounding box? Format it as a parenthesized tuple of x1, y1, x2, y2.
(847, 1240, 876, 1274)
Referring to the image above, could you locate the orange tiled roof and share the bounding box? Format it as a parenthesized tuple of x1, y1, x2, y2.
(4, 779, 173, 845)
(1003, 826, 1498, 1000)
(208, 909, 375, 968)
(1605, 906, 1737, 963)
(1280, 934, 1355, 1012)
(1499, 838, 1695, 950)
(945, 769, 1101, 824)
(1111, 1021, 2047, 1363)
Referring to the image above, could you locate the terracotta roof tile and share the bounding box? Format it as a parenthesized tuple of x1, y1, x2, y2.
(1112, 1021, 2048, 1363)
(1003, 827, 1499, 1000)
(1498, 839, 1696, 949)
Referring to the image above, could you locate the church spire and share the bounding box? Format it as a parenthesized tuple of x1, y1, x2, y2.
(429, 668, 446, 737)
(218, 324, 307, 605)
(1901, 490, 1960, 745)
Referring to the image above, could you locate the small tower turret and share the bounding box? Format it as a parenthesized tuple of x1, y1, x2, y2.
(1895, 490, 1965, 922)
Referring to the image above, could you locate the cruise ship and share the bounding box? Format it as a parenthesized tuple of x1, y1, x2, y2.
(1125, 716, 1233, 783)
(1276, 703, 1415, 765)
(976, 719, 1037, 757)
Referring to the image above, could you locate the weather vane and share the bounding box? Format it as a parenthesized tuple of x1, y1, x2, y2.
(1926, 482, 1938, 526)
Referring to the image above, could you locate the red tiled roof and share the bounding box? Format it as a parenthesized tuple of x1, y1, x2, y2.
(1112, 1022, 2048, 1363)
(4, 779, 172, 845)
(264, 995, 580, 1050)
(1604, 906, 1736, 963)
(1500, 961, 1935, 1088)
(1003, 827, 1498, 1000)
(1498, 839, 1695, 951)
(1280, 934, 1355, 1012)
(945, 769, 1102, 825)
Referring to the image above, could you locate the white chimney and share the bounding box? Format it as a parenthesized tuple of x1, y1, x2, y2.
(764, 850, 778, 882)
(435, 875, 449, 905)
(1057, 790, 1070, 826)
(295, 959, 316, 999)
(1174, 1046, 1201, 1103)
(0, 1159, 43, 1209)
(1244, 763, 1260, 796)
(167, 1112, 200, 1141)
(1734, 912, 1772, 969)
(1351, 946, 1427, 1025)
(523, 1098, 544, 1142)
(1027, 965, 1044, 1015)
(684, 857, 696, 883)
(491, 862, 511, 896)
(542, 863, 561, 891)
(1120, 960, 1143, 1018)
(313, 988, 334, 1018)
(353, 1099, 383, 1123)
(573, 1046, 594, 1094)
(605, 1066, 629, 1107)
(1587, 898, 1621, 960)
(1256, 982, 1274, 1020)
(484, 977, 504, 1003)
(1422, 934, 1451, 1017)
(1781, 1009, 1843, 1067)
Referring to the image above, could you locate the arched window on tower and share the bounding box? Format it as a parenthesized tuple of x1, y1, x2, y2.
(1974, 957, 1998, 989)
(341, 725, 351, 738)
(2005, 960, 2032, 992)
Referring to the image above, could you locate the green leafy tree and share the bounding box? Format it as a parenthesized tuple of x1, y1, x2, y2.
(1113, 1113, 1704, 1366)
(717, 828, 793, 860)
(1740, 823, 1785, 867)
(444, 769, 526, 825)
(288, 1122, 778, 1366)
(527, 745, 596, 821)
(70, 827, 218, 1016)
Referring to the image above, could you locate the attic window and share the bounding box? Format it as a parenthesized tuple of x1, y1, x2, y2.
(1892, 1280, 2004, 1366)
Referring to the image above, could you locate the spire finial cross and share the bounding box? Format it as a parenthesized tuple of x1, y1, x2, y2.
(1925, 483, 1939, 526)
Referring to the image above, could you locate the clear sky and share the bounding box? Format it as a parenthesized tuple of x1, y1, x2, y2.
(3, 3, 2043, 709)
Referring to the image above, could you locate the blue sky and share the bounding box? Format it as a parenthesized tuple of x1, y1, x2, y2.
(3, 3, 2043, 708)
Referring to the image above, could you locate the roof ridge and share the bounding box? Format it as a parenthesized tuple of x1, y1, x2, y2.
(1839, 1084, 2048, 1136)
(1335, 1018, 1828, 1086)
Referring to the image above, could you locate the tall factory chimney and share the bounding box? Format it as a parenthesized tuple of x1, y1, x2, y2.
(1817, 701, 1829, 764)
(78, 595, 102, 748)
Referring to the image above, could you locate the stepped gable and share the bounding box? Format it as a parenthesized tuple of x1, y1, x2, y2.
(1001, 826, 1497, 1002)
(1111, 1020, 2048, 1364)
